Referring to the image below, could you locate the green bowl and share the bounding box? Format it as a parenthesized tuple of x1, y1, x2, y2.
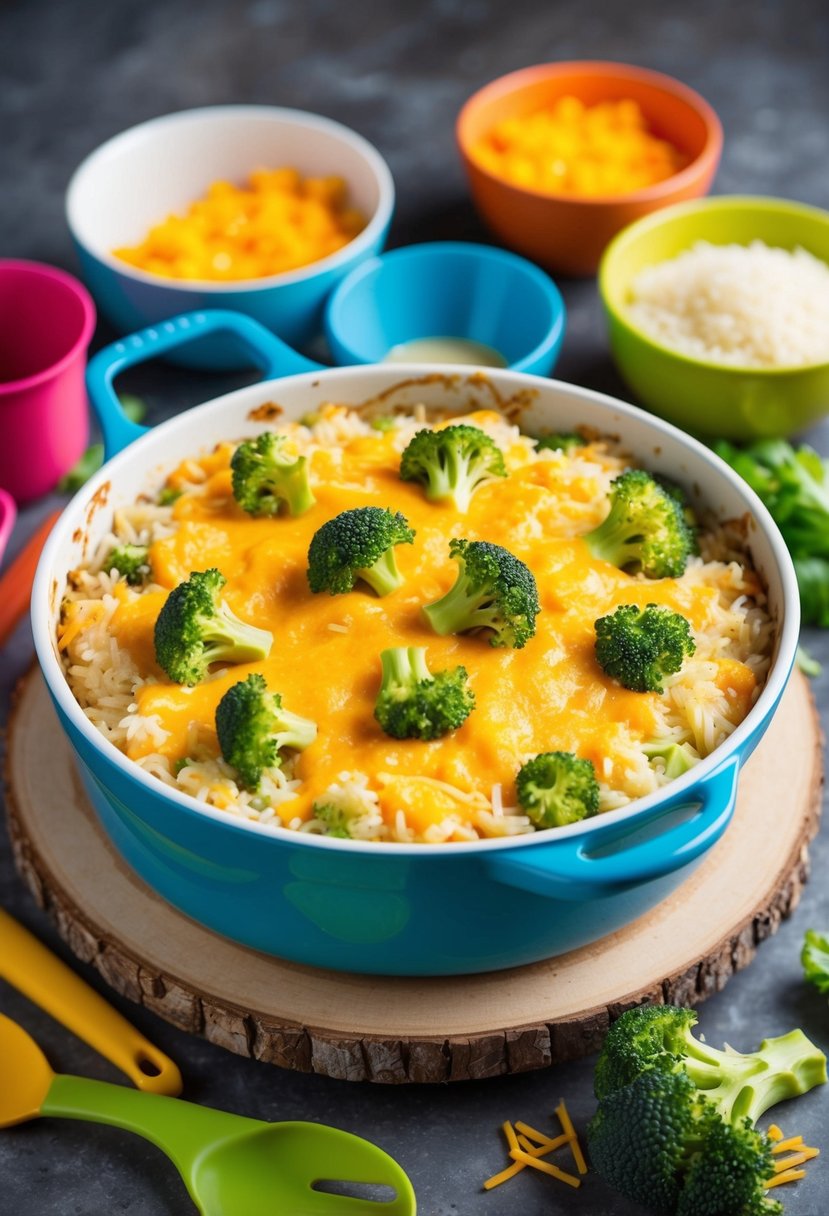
(599, 196, 829, 440)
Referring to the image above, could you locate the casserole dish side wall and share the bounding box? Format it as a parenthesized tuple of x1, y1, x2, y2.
(33, 365, 798, 976)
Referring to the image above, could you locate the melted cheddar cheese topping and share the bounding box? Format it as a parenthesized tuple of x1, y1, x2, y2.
(103, 413, 757, 831)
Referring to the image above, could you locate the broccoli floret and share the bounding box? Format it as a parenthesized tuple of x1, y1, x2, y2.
(107, 543, 150, 586)
(215, 673, 316, 790)
(373, 647, 475, 741)
(584, 469, 694, 578)
(231, 431, 315, 517)
(307, 507, 415, 596)
(158, 486, 182, 506)
(515, 751, 600, 829)
(399, 424, 507, 512)
(423, 539, 539, 649)
(588, 1005, 826, 1216)
(802, 929, 829, 994)
(589, 1070, 780, 1216)
(595, 603, 696, 693)
(313, 803, 354, 838)
(642, 738, 699, 778)
(153, 568, 273, 686)
(535, 432, 588, 454)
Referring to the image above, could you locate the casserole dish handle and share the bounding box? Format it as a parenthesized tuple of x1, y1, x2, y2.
(86, 310, 324, 459)
(487, 755, 739, 901)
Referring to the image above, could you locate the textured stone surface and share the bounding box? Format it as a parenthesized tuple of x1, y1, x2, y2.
(1, 0, 829, 1211)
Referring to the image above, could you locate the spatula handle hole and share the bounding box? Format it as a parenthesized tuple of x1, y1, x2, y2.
(136, 1054, 162, 1077)
(313, 1179, 398, 1203)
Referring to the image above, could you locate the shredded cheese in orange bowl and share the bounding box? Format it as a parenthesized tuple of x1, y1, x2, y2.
(58, 405, 773, 845)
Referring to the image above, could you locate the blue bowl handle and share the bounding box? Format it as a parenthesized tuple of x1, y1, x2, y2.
(86, 309, 324, 459)
(487, 755, 740, 902)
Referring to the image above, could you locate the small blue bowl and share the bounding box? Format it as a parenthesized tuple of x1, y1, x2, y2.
(325, 241, 566, 375)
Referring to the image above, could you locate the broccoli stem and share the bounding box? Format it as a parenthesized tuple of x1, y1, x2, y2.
(273, 707, 318, 752)
(381, 646, 431, 688)
(423, 576, 498, 637)
(357, 547, 404, 597)
(680, 1026, 827, 1125)
(203, 606, 274, 667)
(278, 463, 316, 517)
(584, 509, 644, 568)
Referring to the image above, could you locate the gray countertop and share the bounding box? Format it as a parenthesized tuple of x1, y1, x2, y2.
(2, 1, 829, 1212)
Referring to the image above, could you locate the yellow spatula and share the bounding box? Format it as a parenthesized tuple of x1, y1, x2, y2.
(0, 907, 181, 1095)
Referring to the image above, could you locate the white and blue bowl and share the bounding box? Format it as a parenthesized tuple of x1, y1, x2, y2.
(32, 311, 799, 976)
(66, 107, 395, 370)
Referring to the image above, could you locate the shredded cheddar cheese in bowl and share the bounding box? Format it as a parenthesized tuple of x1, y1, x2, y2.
(59, 406, 773, 844)
(113, 167, 366, 281)
(473, 96, 689, 197)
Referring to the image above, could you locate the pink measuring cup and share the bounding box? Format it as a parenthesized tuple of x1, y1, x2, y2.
(0, 260, 96, 504)
(0, 489, 15, 562)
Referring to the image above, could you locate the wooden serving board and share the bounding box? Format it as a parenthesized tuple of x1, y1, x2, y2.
(4, 669, 823, 1084)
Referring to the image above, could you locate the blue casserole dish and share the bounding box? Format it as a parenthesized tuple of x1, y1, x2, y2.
(32, 311, 800, 976)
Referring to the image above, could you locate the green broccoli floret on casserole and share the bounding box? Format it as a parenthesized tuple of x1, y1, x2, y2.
(157, 486, 182, 507)
(515, 751, 600, 829)
(153, 568, 273, 686)
(106, 543, 150, 586)
(594, 603, 696, 693)
(374, 647, 475, 741)
(231, 431, 316, 517)
(584, 468, 695, 578)
(588, 1004, 827, 1216)
(399, 424, 507, 512)
(535, 432, 588, 454)
(423, 539, 539, 649)
(307, 507, 415, 596)
(215, 673, 316, 791)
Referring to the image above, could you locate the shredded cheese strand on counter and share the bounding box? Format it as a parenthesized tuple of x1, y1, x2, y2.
(508, 1147, 581, 1187)
(482, 1101, 588, 1192)
(556, 1099, 589, 1175)
(764, 1128, 819, 1193)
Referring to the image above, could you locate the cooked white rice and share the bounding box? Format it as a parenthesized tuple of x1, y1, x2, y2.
(627, 240, 829, 369)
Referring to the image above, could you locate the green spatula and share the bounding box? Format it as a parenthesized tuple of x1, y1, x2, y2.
(0, 1012, 415, 1214)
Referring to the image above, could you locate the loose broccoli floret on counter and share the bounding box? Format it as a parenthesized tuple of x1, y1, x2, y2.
(231, 431, 316, 517)
(588, 1004, 827, 1216)
(535, 431, 588, 454)
(313, 803, 354, 838)
(802, 929, 829, 994)
(595, 603, 696, 693)
(642, 738, 700, 778)
(399, 424, 507, 512)
(423, 539, 539, 649)
(215, 673, 317, 791)
(106, 543, 150, 586)
(153, 568, 273, 686)
(515, 751, 600, 829)
(307, 507, 415, 596)
(373, 647, 475, 741)
(584, 468, 695, 578)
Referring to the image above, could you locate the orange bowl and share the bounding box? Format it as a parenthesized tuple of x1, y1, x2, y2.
(457, 61, 723, 277)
